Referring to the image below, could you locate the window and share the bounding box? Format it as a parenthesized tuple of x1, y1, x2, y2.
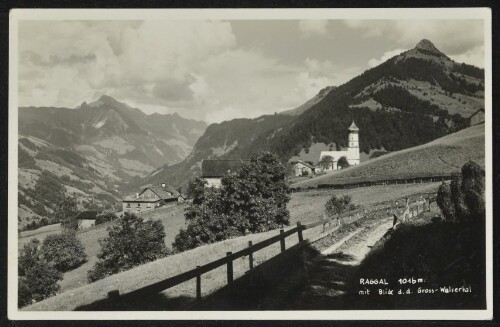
(126, 203, 130, 208)
(137, 203, 140, 207)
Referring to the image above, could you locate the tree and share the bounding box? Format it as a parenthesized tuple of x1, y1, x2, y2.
(325, 194, 356, 218)
(95, 212, 117, 225)
(338, 156, 350, 169)
(40, 232, 87, 272)
(88, 213, 169, 282)
(54, 195, 79, 231)
(319, 155, 334, 170)
(437, 161, 485, 223)
(173, 151, 291, 252)
(18, 239, 62, 307)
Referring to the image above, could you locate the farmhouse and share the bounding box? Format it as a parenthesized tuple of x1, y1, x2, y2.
(201, 159, 247, 188)
(468, 108, 485, 126)
(319, 121, 361, 171)
(122, 183, 181, 214)
(292, 160, 315, 177)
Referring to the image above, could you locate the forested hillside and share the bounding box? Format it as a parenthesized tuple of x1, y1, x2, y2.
(139, 39, 484, 189)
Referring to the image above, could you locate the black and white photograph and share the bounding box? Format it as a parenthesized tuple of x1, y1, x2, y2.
(7, 8, 493, 320)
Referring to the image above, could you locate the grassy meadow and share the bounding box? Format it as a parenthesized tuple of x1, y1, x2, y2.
(294, 124, 484, 188)
(23, 181, 441, 311)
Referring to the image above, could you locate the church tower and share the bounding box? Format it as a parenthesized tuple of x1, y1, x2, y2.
(347, 121, 360, 166)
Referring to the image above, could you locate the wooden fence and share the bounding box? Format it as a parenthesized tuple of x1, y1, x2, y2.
(104, 194, 437, 307)
(290, 175, 451, 193)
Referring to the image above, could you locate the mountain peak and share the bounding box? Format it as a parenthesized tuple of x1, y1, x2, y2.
(98, 94, 120, 104)
(414, 39, 443, 55)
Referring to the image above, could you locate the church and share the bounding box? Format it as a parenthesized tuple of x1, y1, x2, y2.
(318, 121, 360, 171)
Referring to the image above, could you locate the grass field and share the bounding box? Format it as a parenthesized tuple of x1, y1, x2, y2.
(18, 203, 188, 293)
(24, 182, 441, 311)
(294, 124, 484, 188)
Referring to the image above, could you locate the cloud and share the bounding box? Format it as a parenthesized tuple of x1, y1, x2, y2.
(342, 20, 484, 67)
(152, 76, 196, 102)
(448, 45, 485, 68)
(17, 19, 485, 124)
(367, 48, 406, 68)
(296, 58, 362, 98)
(298, 20, 330, 37)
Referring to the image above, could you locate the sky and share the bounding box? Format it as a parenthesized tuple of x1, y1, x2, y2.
(18, 19, 485, 123)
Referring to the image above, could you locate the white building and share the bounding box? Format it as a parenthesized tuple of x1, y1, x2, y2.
(292, 161, 315, 177)
(319, 121, 360, 171)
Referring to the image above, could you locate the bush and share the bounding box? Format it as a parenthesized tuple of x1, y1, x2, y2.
(40, 232, 87, 272)
(95, 212, 117, 225)
(437, 161, 485, 223)
(88, 213, 169, 282)
(173, 151, 291, 252)
(18, 239, 62, 307)
(338, 156, 350, 169)
(325, 194, 356, 218)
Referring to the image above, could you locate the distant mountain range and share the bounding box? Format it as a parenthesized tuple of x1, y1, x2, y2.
(18, 95, 206, 228)
(138, 39, 484, 190)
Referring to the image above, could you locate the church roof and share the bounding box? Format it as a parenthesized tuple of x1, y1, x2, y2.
(349, 121, 359, 131)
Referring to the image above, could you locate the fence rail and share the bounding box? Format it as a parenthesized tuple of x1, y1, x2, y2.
(290, 175, 451, 193)
(104, 193, 437, 306)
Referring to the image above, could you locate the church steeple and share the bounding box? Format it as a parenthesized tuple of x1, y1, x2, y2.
(348, 121, 359, 132)
(347, 121, 360, 166)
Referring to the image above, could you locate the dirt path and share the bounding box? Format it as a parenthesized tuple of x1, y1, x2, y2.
(259, 217, 393, 309)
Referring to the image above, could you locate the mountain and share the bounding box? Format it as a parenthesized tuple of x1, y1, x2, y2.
(279, 86, 336, 116)
(138, 39, 484, 190)
(138, 114, 296, 189)
(18, 95, 207, 228)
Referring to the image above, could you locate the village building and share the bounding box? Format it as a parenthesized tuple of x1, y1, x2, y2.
(319, 121, 361, 171)
(468, 108, 485, 126)
(291, 160, 315, 177)
(76, 210, 99, 229)
(201, 159, 247, 188)
(122, 183, 182, 214)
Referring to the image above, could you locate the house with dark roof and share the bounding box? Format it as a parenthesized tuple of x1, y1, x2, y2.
(201, 159, 247, 188)
(122, 183, 183, 214)
(468, 108, 485, 126)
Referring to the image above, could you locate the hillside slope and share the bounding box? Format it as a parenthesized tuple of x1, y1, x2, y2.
(292, 123, 485, 188)
(136, 114, 296, 190)
(18, 96, 207, 227)
(139, 39, 484, 189)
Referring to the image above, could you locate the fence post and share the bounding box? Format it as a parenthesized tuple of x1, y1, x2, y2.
(297, 222, 303, 242)
(226, 252, 233, 284)
(248, 241, 254, 269)
(280, 229, 286, 252)
(196, 266, 201, 300)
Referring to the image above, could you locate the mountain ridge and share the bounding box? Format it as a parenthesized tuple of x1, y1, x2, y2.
(137, 39, 484, 190)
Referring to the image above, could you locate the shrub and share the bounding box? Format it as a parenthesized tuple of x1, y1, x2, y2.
(95, 212, 117, 225)
(87, 213, 169, 282)
(40, 232, 87, 272)
(436, 182, 455, 221)
(325, 194, 356, 218)
(174, 151, 291, 252)
(437, 161, 485, 223)
(18, 239, 62, 307)
(337, 156, 350, 169)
